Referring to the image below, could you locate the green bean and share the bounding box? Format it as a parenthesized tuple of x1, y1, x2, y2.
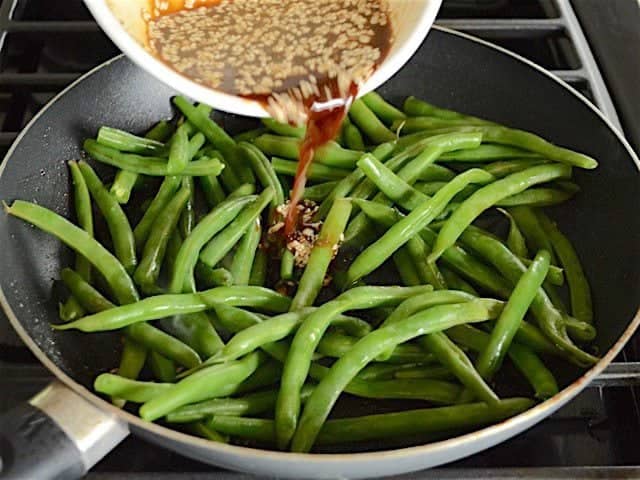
(127, 322, 201, 368)
(418, 164, 457, 182)
(160, 311, 224, 359)
(393, 365, 452, 380)
(319, 397, 532, 445)
(228, 183, 256, 199)
(233, 127, 267, 143)
(403, 96, 494, 124)
(379, 291, 497, 404)
(95, 373, 172, 403)
(83, 139, 224, 176)
(302, 181, 338, 201)
(191, 422, 229, 443)
(6, 200, 139, 304)
(134, 176, 181, 250)
(477, 250, 550, 380)
(291, 198, 351, 309)
(261, 118, 305, 138)
(458, 226, 597, 366)
(164, 230, 182, 278)
(497, 188, 574, 207)
(405, 235, 447, 288)
(272, 157, 350, 181)
(507, 206, 558, 264)
(512, 319, 561, 355)
(209, 397, 532, 446)
(356, 363, 422, 381)
(429, 164, 572, 262)
(439, 144, 541, 162)
(357, 154, 429, 210)
(420, 125, 597, 169)
(280, 250, 295, 281)
(77, 161, 137, 274)
(520, 256, 564, 286)
(314, 141, 395, 220)
(233, 359, 283, 394)
(167, 386, 316, 423)
(60, 268, 114, 313)
(344, 133, 483, 245)
(134, 185, 190, 291)
(347, 169, 494, 285)
(275, 284, 433, 449)
(423, 331, 499, 405)
(317, 332, 435, 364)
(209, 306, 371, 365)
(482, 159, 550, 178)
(355, 200, 512, 298)
(97, 126, 166, 156)
(179, 178, 196, 239)
(169, 195, 256, 293)
(361, 92, 406, 125)
(207, 416, 276, 444)
(390, 247, 423, 287)
(167, 390, 276, 423)
(148, 351, 176, 382)
(213, 309, 453, 402)
(536, 211, 592, 324)
(342, 115, 366, 150)
(349, 98, 396, 143)
(199, 174, 226, 207)
(59, 162, 95, 320)
(446, 324, 558, 399)
(254, 134, 361, 169)
(208, 310, 312, 364)
(196, 263, 233, 288)
(507, 343, 559, 399)
(172, 97, 253, 184)
(291, 300, 501, 452)
(58, 296, 86, 322)
(248, 250, 267, 287)
(68, 161, 93, 280)
(563, 316, 596, 342)
(238, 142, 285, 212)
(113, 338, 147, 408)
(140, 351, 264, 421)
(393, 116, 490, 133)
(200, 188, 273, 267)
(440, 267, 478, 295)
(54, 286, 290, 332)
(230, 219, 262, 286)
(166, 124, 190, 174)
(497, 208, 529, 258)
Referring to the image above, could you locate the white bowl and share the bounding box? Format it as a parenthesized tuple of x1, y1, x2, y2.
(84, 0, 443, 118)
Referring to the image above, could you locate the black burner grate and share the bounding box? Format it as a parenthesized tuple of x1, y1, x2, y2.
(0, 0, 639, 478)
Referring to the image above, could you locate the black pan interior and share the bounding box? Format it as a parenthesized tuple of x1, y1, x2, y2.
(0, 29, 639, 412)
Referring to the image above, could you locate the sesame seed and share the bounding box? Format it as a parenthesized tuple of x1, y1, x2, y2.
(147, 0, 393, 124)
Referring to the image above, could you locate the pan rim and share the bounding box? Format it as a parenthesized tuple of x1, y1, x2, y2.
(1, 25, 639, 466)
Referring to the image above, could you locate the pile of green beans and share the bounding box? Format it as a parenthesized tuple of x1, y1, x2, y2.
(5, 92, 599, 453)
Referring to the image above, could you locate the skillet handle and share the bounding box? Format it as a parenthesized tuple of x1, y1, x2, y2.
(0, 380, 129, 479)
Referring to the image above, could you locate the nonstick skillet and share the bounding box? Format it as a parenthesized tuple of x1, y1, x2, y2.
(0, 27, 639, 480)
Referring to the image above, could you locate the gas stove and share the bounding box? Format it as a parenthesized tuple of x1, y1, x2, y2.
(1, 0, 639, 478)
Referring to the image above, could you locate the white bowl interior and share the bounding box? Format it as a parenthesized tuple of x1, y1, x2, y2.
(86, 0, 442, 118)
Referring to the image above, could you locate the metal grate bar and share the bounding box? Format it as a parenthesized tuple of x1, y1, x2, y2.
(437, 18, 564, 31)
(437, 0, 621, 128)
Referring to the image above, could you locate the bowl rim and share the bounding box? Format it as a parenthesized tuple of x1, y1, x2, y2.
(82, 0, 443, 119)
(1, 23, 639, 470)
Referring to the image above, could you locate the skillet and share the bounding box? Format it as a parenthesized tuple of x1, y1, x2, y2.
(0, 27, 639, 479)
